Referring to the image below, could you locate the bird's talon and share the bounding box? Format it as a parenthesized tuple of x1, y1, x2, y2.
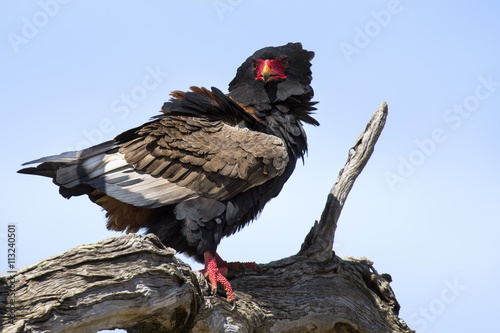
(203, 253, 236, 303)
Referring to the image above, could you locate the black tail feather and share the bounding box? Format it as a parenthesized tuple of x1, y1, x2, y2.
(18, 162, 65, 179)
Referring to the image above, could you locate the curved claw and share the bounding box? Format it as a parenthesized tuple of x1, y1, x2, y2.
(230, 300, 237, 311)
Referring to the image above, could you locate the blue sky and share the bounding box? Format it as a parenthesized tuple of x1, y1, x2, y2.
(2, 1, 499, 331)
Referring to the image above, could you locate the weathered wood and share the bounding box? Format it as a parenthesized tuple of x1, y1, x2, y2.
(1, 235, 203, 333)
(0, 102, 414, 332)
(1, 235, 411, 333)
(299, 102, 388, 261)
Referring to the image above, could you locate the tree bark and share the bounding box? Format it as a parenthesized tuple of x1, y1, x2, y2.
(1, 102, 414, 333)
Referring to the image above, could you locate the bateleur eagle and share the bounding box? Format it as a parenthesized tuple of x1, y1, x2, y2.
(19, 42, 319, 303)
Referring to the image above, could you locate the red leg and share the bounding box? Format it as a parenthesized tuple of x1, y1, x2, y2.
(214, 253, 260, 274)
(202, 251, 235, 303)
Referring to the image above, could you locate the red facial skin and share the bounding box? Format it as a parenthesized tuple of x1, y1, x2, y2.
(253, 58, 289, 83)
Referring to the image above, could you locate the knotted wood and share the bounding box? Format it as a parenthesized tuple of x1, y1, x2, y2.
(1, 102, 414, 333)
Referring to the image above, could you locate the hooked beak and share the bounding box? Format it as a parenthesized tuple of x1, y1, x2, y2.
(260, 62, 272, 83)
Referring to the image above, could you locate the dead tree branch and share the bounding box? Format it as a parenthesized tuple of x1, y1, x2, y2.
(299, 102, 388, 261)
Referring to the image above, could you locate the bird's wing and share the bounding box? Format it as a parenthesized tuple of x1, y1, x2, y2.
(53, 87, 289, 208)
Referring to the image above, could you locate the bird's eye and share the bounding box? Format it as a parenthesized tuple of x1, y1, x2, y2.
(252, 61, 258, 70)
(280, 58, 289, 68)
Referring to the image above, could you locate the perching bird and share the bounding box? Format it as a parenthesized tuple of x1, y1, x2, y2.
(18, 42, 319, 303)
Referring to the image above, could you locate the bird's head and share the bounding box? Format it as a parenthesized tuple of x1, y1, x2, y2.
(228, 42, 315, 106)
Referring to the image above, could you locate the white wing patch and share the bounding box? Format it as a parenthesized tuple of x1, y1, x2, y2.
(60, 152, 199, 208)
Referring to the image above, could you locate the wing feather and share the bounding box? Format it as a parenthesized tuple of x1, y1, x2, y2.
(119, 114, 289, 200)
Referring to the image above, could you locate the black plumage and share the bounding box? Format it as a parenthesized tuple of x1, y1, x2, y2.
(19, 42, 319, 302)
